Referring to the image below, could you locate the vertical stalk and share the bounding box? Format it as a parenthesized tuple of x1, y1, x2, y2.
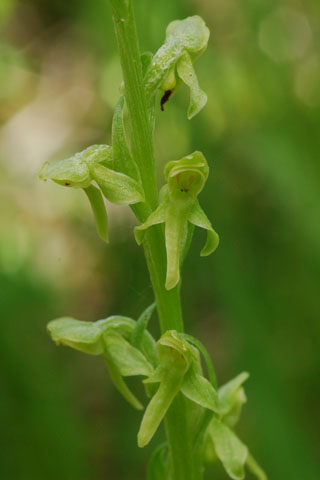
(108, 1, 201, 478)
(109, 0, 184, 334)
(110, 0, 157, 209)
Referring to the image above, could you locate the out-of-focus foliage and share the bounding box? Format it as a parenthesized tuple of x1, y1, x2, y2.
(1, 0, 320, 479)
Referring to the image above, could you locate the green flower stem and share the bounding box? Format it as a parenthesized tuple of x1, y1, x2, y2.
(109, 0, 184, 334)
(110, 0, 157, 209)
(109, 1, 198, 478)
(165, 393, 194, 479)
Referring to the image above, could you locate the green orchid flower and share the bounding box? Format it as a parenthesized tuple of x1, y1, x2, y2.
(144, 15, 210, 118)
(47, 304, 157, 410)
(39, 97, 144, 243)
(138, 330, 219, 448)
(135, 151, 219, 290)
(218, 372, 249, 427)
(205, 373, 267, 480)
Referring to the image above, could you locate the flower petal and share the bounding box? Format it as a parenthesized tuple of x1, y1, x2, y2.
(188, 200, 219, 256)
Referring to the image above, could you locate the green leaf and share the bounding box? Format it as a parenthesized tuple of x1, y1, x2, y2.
(218, 372, 249, 417)
(89, 162, 144, 205)
(47, 317, 103, 355)
(176, 52, 207, 119)
(147, 443, 170, 480)
(103, 331, 154, 377)
(84, 185, 109, 242)
(112, 96, 140, 182)
(209, 419, 248, 480)
(131, 302, 156, 349)
(103, 346, 143, 410)
(181, 362, 219, 411)
(188, 200, 219, 256)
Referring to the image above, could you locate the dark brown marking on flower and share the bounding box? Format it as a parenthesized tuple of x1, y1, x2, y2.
(160, 90, 173, 111)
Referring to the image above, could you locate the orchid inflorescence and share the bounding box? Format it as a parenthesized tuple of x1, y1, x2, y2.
(40, 11, 266, 480)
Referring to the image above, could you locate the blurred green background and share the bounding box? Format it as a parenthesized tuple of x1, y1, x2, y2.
(1, 0, 320, 478)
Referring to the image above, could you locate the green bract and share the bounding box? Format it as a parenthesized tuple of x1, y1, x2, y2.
(135, 151, 219, 290)
(144, 15, 209, 119)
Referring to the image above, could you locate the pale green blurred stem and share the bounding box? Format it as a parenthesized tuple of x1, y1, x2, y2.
(246, 453, 267, 480)
(108, 1, 199, 479)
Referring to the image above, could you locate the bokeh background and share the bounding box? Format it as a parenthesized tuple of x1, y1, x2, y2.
(1, 0, 320, 478)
